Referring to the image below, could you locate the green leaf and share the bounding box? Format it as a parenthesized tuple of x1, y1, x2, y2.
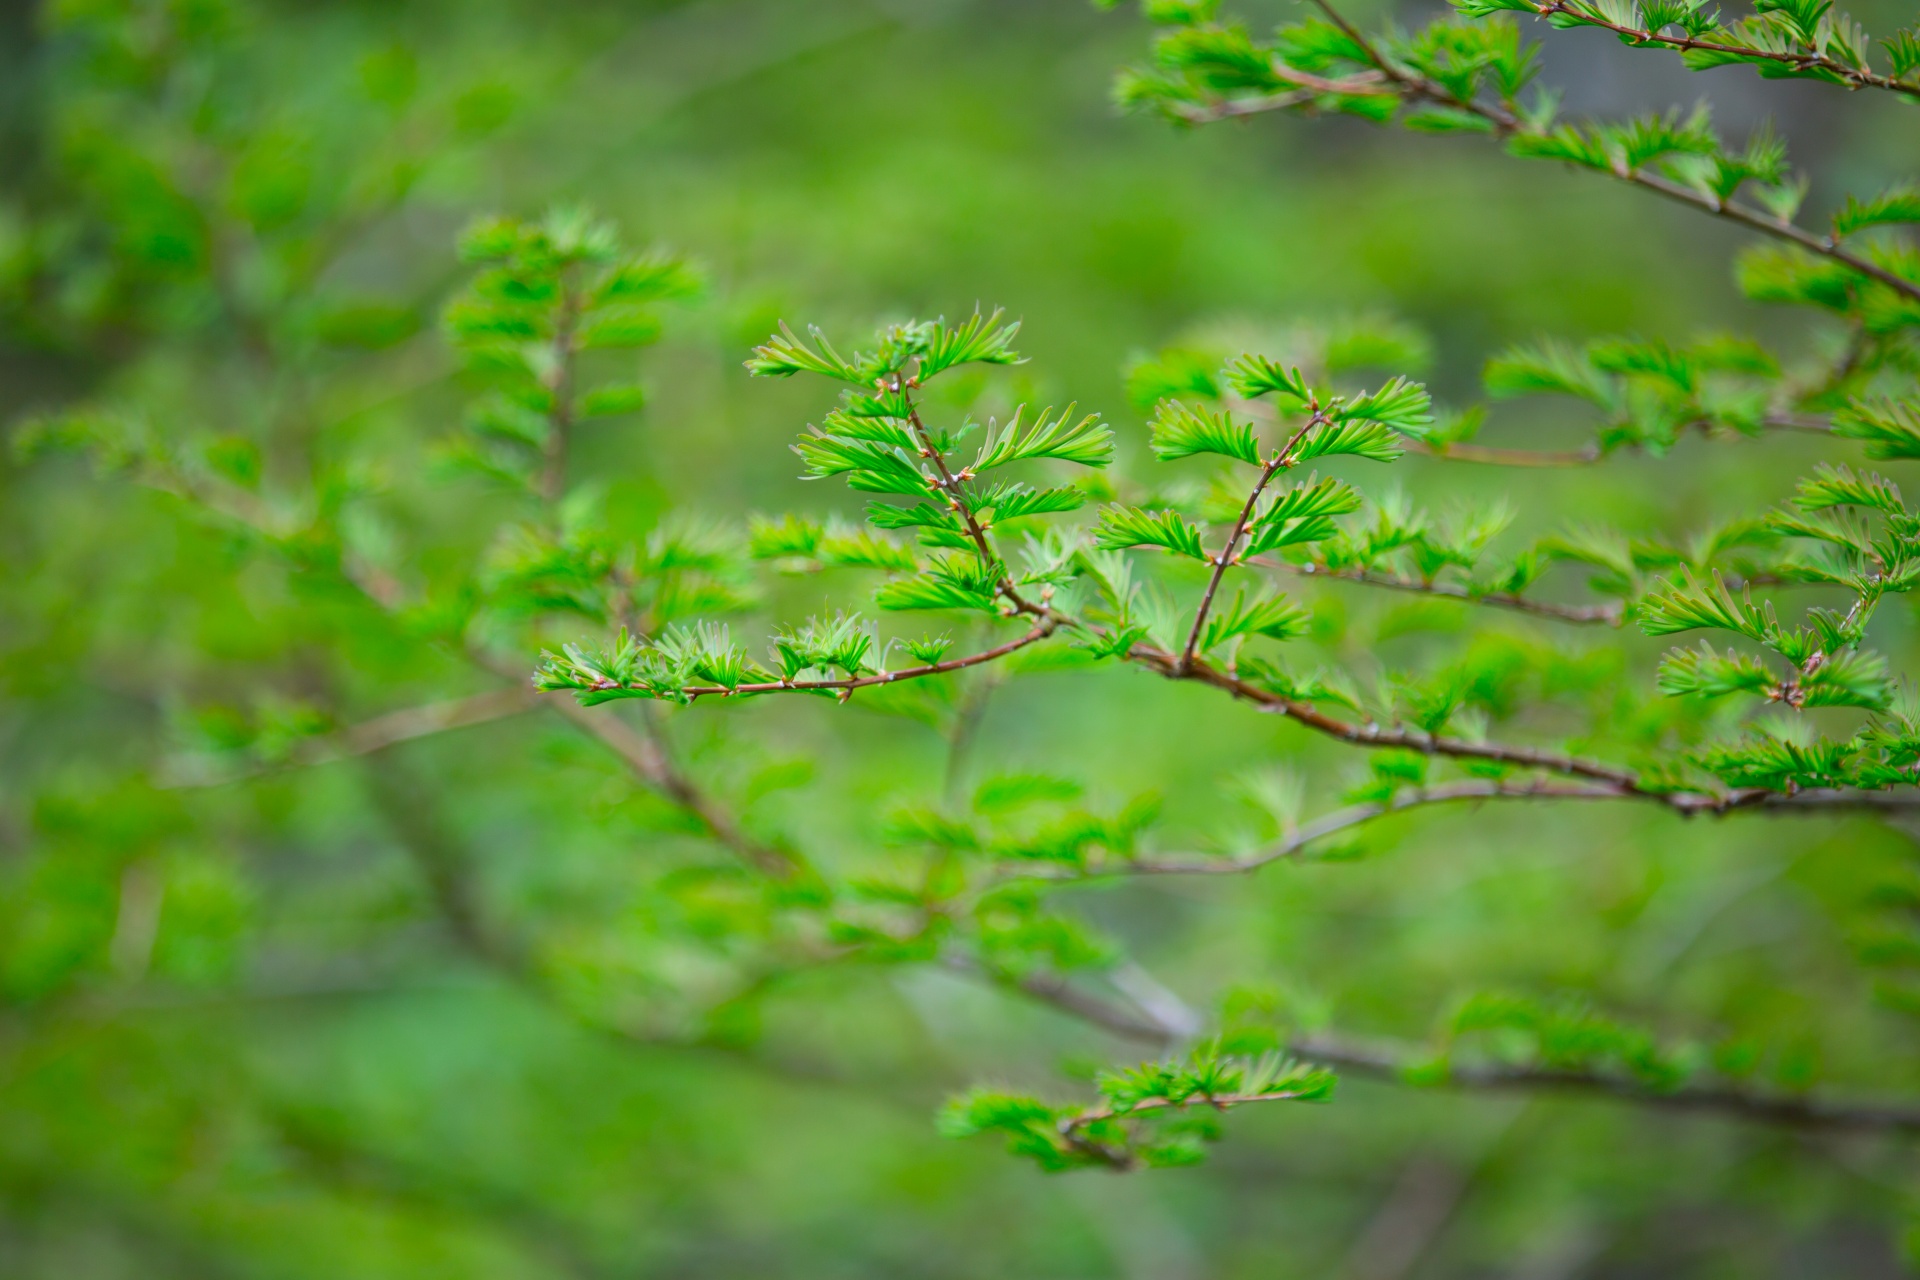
(819, 527, 921, 572)
(1292, 419, 1402, 463)
(916, 309, 1024, 380)
(1323, 316, 1435, 376)
(576, 382, 647, 418)
(972, 404, 1114, 470)
(1222, 354, 1311, 403)
(866, 501, 960, 532)
(656, 621, 762, 690)
(459, 215, 523, 262)
(1333, 376, 1433, 434)
(900, 633, 955, 664)
(1201, 589, 1311, 650)
(1833, 186, 1920, 237)
(576, 307, 663, 349)
(1588, 338, 1695, 393)
(1834, 399, 1920, 460)
(596, 254, 703, 303)
(1243, 515, 1339, 557)
(1793, 464, 1903, 515)
(973, 483, 1087, 523)
(748, 513, 824, 561)
(1149, 400, 1262, 464)
(1638, 573, 1772, 642)
(747, 323, 866, 383)
(1093, 506, 1211, 560)
(770, 613, 874, 679)
(1695, 733, 1854, 791)
(793, 433, 931, 495)
(974, 773, 1085, 813)
(1125, 346, 1224, 410)
(1258, 475, 1362, 525)
(1800, 648, 1892, 711)
(1484, 341, 1613, 405)
(1656, 645, 1778, 699)
(873, 573, 999, 613)
(817, 408, 916, 450)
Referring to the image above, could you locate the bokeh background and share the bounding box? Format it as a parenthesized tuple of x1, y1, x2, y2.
(5, 0, 1920, 1276)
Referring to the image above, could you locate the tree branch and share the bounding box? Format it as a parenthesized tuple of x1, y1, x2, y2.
(606, 618, 1058, 703)
(160, 688, 541, 788)
(1257, 558, 1625, 626)
(1294, 1031, 1920, 1136)
(997, 965, 1920, 1139)
(1187, 1, 1920, 306)
(1528, 0, 1920, 102)
(1125, 640, 1650, 789)
(549, 698, 803, 878)
(891, 371, 1042, 615)
(539, 264, 584, 507)
(1181, 414, 1321, 670)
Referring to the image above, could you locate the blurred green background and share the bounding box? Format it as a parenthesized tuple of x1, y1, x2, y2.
(5, 0, 1920, 1276)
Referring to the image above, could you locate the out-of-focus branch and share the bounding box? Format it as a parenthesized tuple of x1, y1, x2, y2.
(549, 699, 802, 877)
(997, 966, 1920, 1137)
(1256, 558, 1625, 626)
(1525, 0, 1920, 101)
(161, 688, 540, 788)
(1177, 0, 1920, 306)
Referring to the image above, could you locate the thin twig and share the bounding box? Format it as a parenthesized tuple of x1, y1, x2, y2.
(1197, 0, 1920, 306)
(160, 688, 541, 788)
(1018, 780, 1633, 880)
(1003, 778, 1920, 890)
(1181, 416, 1321, 670)
(1126, 641, 1920, 811)
(1127, 640, 1647, 788)
(568, 619, 1058, 703)
(892, 371, 1036, 613)
(549, 698, 802, 877)
(1528, 0, 1920, 102)
(539, 265, 583, 506)
(1294, 1032, 1920, 1135)
(1402, 438, 1602, 467)
(999, 966, 1920, 1137)
(1258, 559, 1625, 626)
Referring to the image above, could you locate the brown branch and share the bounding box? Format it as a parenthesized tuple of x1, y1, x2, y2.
(1119, 642, 1920, 813)
(1259, 558, 1625, 625)
(890, 371, 1040, 615)
(1184, 461, 1287, 669)
(1403, 438, 1603, 467)
(1181, 411, 1331, 669)
(564, 618, 1058, 703)
(1125, 641, 1648, 788)
(1624, 166, 1920, 304)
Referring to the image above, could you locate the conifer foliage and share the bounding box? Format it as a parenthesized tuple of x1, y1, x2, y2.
(9, 0, 1920, 1266)
(529, 0, 1920, 1171)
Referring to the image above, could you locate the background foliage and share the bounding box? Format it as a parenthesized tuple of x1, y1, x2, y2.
(5, 0, 1920, 1275)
